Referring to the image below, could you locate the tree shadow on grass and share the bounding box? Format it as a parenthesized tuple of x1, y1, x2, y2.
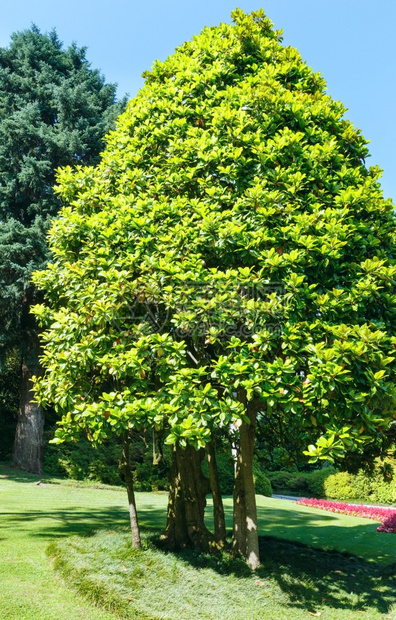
(2, 467, 395, 616)
(0, 462, 50, 484)
(209, 500, 396, 565)
(0, 504, 167, 539)
(258, 535, 396, 615)
(156, 533, 396, 616)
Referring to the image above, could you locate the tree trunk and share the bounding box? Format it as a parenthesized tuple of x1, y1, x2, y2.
(232, 392, 260, 570)
(121, 433, 141, 549)
(162, 443, 189, 549)
(206, 440, 226, 547)
(12, 359, 44, 475)
(239, 406, 260, 570)
(162, 443, 215, 551)
(232, 438, 247, 558)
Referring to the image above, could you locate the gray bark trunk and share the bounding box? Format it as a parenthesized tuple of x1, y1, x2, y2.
(232, 439, 247, 557)
(162, 443, 215, 551)
(232, 391, 260, 570)
(206, 440, 226, 547)
(239, 407, 260, 570)
(122, 433, 141, 549)
(12, 360, 44, 475)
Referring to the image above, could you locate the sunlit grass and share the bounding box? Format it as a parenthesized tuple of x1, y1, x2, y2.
(1, 462, 395, 619)
(48, 527, 396, 620)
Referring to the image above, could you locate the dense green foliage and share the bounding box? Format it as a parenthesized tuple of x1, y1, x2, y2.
(0, 24, 126, 473)
(0, 353, 19, 459)
(33, 9, 396, 466)
(268, 467, 334, 497)
(31, 9, 396, 565)
(323, 461, 396, 504)
(0, 25, 125, 356)
(268, 460, 396, 504)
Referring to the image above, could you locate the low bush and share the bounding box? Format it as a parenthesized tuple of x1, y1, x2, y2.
(323, 471, 358, 501)
(305, 468, 335, 497)
(324, 462, 396, 504)
(268, 459, 396, 505)
(253, 457, 272, 497)
(268, 468, 334, 497)
(267, 471, 299, 493)
(43, 433, 170, 490)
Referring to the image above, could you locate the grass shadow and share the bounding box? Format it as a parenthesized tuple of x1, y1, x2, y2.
(2, 462, 395, 616)
(0, 462, 53, 484)
(258, 535, 396, 614)
(150, 531, 396, 615)
(0, 504, 167, 539)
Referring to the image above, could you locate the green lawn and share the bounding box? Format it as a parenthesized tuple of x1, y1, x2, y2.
(0, 463, 395, 619)
(254, 495, 396, 566)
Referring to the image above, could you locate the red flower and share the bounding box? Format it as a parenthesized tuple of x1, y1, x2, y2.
(295, 498, 396, 533)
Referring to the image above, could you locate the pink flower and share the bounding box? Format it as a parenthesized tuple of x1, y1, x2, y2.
(295, 498, 396, 533)
(376, 513, 396, 534)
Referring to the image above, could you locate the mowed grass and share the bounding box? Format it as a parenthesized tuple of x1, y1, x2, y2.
(0, 463, 151, 620)
(0, 463, 395, 619)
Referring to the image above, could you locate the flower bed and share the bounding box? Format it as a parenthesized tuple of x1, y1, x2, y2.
(377, 512, 396, 533)
(295, 498, 396, 533)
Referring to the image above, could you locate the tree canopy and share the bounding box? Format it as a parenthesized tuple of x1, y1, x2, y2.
(32, 9, 396, 567)
(0, 25, 126, 473)
(0, 25, 125, 349)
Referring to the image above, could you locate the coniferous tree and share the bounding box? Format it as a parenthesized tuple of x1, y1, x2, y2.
(0, 26, 126, 474)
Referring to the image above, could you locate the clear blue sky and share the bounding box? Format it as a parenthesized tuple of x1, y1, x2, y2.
(1, 1, 395, 200)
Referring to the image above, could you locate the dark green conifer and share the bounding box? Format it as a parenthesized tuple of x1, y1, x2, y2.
(0, 26, 126, 473)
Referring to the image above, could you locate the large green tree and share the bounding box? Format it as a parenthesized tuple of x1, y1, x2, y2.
(33, 10, 396, 569)
(0, 26, 126, 474)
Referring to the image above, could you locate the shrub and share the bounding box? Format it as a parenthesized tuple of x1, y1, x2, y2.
(323, 461, 396, 504)
(253, 457, 272, 497)
(267, 471, 298, 492)
(305, 468, 335, 497)
(267, 468, 334, 497)
(371, 480, 396, 505)
(323, 471, 358, 500)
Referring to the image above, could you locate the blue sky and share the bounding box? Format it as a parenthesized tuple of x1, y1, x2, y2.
(1, 1, 395, 200)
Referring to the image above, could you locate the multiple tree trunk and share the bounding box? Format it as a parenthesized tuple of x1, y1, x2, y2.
(12, 351, 261, 567)
(160, 423, 260, 569)
(159, 390, 261, 569)
(162, 443, 215, 551)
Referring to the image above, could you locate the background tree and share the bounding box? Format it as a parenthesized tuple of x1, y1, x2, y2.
(0, 26, 126, 474)
(33, 9, 396, 569)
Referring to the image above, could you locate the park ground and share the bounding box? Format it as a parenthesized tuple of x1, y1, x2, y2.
(0, 462, 395, 619)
